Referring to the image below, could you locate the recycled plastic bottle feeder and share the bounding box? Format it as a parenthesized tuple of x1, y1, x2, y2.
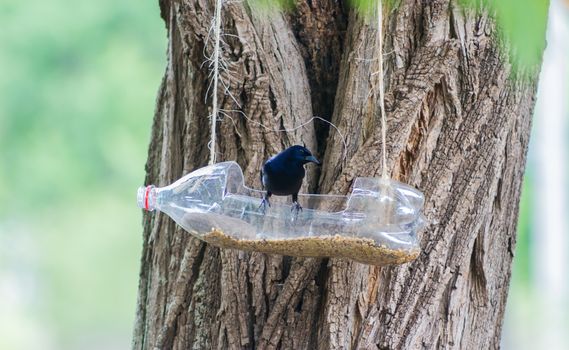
(137, 161, 425, 266)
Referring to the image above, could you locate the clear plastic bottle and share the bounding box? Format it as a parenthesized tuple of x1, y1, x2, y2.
(137, 161, 425, 265)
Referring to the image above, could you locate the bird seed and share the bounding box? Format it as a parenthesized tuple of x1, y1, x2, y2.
(202, 229, 419, 266)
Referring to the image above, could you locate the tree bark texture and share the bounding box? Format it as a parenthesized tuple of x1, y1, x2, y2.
(133, 0, 543, 349)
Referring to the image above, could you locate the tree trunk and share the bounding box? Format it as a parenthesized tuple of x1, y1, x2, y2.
(133, 0, 542, 349)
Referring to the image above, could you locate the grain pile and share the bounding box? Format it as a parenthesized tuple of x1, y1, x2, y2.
(203, 229, 419, 266)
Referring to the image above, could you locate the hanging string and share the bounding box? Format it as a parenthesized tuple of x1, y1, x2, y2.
(375, 0, 388, 180)
(205, 0, 348, 165)
(209, 0, 223, 165)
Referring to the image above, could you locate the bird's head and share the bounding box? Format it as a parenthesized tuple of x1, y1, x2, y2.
(285, 145, 320, 165)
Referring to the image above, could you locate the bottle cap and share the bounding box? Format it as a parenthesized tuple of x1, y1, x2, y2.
(137, 185, 156, 211)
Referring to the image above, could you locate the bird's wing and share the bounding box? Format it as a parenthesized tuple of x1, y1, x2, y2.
(261, 162, 269, 189)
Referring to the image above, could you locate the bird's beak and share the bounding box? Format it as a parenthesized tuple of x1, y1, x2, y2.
(304, 155, 320, 165)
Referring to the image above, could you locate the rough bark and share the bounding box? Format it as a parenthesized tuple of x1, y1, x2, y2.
(133, 0, 543, 349)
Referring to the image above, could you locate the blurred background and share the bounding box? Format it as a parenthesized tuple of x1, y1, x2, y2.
(0, 0, 164, 349)
(0, 0, 566, 349)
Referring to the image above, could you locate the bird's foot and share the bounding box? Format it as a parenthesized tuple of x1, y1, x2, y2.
(291, 201, 302, 220)
(259, 197, 271, 214)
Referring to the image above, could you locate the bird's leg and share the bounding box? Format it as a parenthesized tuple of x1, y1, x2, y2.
(291, 193, 302, 218)
(259, 192, 271, 214)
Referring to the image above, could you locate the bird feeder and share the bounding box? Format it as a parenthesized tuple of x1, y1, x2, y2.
(138, 161, 425, 265)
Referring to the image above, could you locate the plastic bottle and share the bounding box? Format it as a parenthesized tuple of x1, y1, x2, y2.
(137, 161, 425, 265)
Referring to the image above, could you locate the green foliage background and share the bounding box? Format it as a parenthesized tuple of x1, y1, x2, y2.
(0, 0, 552, 349)
(0, 0, 165, 348)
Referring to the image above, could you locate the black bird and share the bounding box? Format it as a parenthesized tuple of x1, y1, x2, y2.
(260, 145, 320, 215)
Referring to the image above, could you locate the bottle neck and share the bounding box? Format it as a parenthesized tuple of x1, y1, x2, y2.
(137, 185, 158, 211)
